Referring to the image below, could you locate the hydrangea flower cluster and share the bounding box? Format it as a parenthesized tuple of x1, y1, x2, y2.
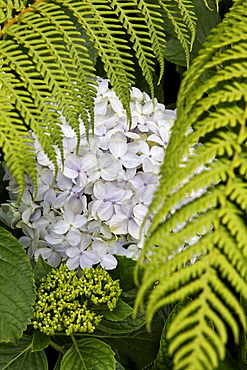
(0, 79, 177, 270)
(32, 264, 122, 336)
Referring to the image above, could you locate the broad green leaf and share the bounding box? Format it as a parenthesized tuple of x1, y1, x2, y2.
(109, 256, 142, 307)
(116, 361, 125, 370)
(152, 300, 191, 370)
(163, 0, 221, 66)
(96, 299, 133, 322)
(60, 338, 115, 370)
(97, 309, 146, 334)
(34, 254, 53, 284)
(31, 330, 50, 352)
(54, 353, 63, 370)
(109, 256, 138, 292)
(0, 227, 35, 343)
(216, 350, 237, 370)
(0, 335, 48, 370)
(103, 310, 164, 370)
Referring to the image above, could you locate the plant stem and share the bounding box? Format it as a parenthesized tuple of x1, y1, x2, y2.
(49, 339, 66, 355)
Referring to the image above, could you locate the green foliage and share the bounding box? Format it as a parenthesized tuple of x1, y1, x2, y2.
(2, 1, 246, 369)
(0, 226, 35, 344)
(0, 335, 48, 370)
(60, 338, 116, 370)
(135, 0, 247, 369)
(162, 0, 221, 66)
(0, 0, 197, 197)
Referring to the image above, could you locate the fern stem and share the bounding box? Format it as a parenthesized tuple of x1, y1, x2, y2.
(0, 0, 48, 38)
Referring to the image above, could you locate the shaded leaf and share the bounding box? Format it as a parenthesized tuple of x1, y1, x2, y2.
(103, 310, 164, 370)
(152, 299, 191, 370)
(116, 361, 125, 370)
(54, 353, 63, 370)
(163, 0, 221, 66)
(0, 227, 35, 344)
(109, 256, 138, 292)
(97, 309, 146, 334)
(0, 335, 48, 370)
(31, 330, 50, 352)
(60, 338, 115, 370)
(34, 254, 53, 285)
(96, 299, 133, 322)
(216, 350, 237, 370)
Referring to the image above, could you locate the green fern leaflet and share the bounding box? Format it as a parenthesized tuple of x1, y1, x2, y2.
(135, 1, 247, 369)
(0, 0, 197, 196)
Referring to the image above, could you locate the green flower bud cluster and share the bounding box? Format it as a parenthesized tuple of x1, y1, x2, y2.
(32, 264, 122, 336)
(78, 266, 122, 310)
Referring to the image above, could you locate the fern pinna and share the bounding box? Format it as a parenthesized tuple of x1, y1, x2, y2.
(0, 0, 197, 198)
(135, 1, 247, 369)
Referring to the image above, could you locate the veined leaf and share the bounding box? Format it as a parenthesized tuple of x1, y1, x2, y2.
(60, 338, 115, 370)
(135, 1, 247, 369)
(0, 335, 48, 370)
(0, 227, 35, 344)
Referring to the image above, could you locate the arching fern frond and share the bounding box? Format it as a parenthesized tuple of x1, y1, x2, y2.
(158, 0, 197, 66)
(0, 0, 197, 197)
(135, 1, 247, 369)
(129, 0, 166, 84)
(0, 0, 28, 22)
(0, 71, 37, 197)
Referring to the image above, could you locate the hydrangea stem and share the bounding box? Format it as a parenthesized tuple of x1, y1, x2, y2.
(49, 339, 66, 355)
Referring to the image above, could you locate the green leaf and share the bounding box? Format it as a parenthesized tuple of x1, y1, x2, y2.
(152, 299, 191, 370)
(216, 350, 237, 370)
(31, 330, 50, 352)
(60, 338, 115, 370)
(0, 227, 35, 344)
(109, 256, 138, 292)
(54, 354, 63, 370)
(116, 362, 125, 370)
(97, 309, 146, 334)
(103, 310, 164, 370)
(163, 0, 221, 66)
(96, 299, 133, 322)
(33, 254, 53, 284)
(0, 335, 48, 370)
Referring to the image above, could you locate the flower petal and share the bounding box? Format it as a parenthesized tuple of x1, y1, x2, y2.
(100, 254, 118, 270)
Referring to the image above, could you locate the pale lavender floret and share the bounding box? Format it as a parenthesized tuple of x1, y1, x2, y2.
(148, 123, 170, 147)
(34, 247, 64, 267)
(36, 168, 54, 201)
(108, 131, 141, 169)
(0, 78, 180, 270)
(19, 190, 40, 223)
(87, 154, 121, 182)
(91, 181, 131, 221)
(92, 238, 118, 270)
(66, 234, 100, 270)
(110, 199, 144, 240)
(52, 210, 86, 234)
(63, 153, 97, 187)
(130, 172, 159, 194)
(19, 224, 40, 258)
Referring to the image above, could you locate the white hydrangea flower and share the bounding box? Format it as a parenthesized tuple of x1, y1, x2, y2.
(0, 78, 190, 270)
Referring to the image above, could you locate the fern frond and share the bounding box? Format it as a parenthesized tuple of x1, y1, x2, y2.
(35, 1, 97, 137)
(108, 0, 157, 98)
(0, 0, 27, 22)
(159, 0, 197, 66)
(1, 0, 197, 195)
(135, 1, 247, 369)
(134, 0, 166, 84)
(57, 0, 135, 120)
(0, 1, 98, 192)
(0, 85, 37, 198)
